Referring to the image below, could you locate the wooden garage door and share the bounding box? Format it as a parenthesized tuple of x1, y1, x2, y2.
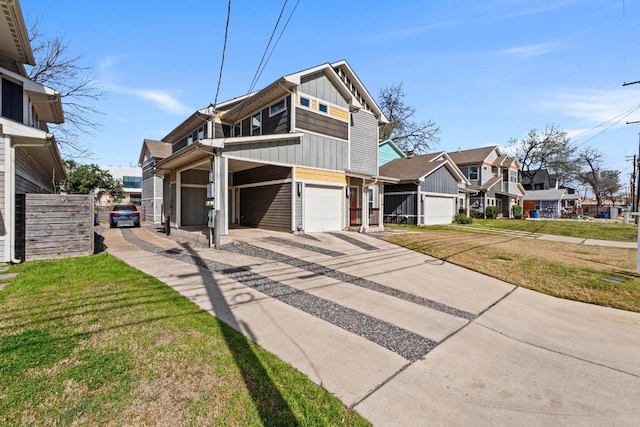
(240, 183, 291, 230)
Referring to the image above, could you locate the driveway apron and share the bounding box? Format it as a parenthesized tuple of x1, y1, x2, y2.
(104, 227, 640, 426)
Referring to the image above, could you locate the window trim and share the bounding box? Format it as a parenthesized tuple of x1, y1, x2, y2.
(251, 112, 262, 136)
(269, 99, 287, 117)
(299, 96, 310, 108)
(318, 103, 328, 114)
(468, 166, 478, 180)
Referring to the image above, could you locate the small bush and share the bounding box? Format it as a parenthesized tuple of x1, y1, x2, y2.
(454, 214, 473, 224)
(485, 206, 499, 219)
(511, 205, 523, 219)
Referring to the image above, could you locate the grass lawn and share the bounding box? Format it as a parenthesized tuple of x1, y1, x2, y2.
(382, 222, 640, 313)
(0, 254, 370, 427)
(466, 218, 638, 241)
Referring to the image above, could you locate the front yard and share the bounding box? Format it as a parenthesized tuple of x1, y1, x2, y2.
(382, 220, 640, 313)
(0, 254, 370, 427)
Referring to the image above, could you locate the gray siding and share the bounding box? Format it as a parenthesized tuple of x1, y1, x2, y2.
(296, 108, 348, 140)
(181, 169, 208, 185)
(421, 166, 458, 194)
(233, 165, 291, 186)
(181, 187, 207, 226)
(15, 149, 52, 194)
(262, 97, 290, 135)
(299, 72, 348, 108)
(349, 110, 378, 176)
(224, 136, 347, 171)
(0, 171, 4, 236)
(240, 183, 292, 230)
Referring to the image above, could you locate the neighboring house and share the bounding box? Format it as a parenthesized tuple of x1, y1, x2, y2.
(380, 152, 469, 225)
(378, 139, 406, 166)
(523, 188, 582, 218)
(138, 139, 172, 223)
(0, 0, 66, 262)
(521, 169, 557, 191)
(448, 146, 525, 218)
(150, 60, 389, 241)
(98, 166, 142, 207)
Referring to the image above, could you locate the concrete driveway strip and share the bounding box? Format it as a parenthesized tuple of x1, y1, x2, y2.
(105, 227, 640, 425)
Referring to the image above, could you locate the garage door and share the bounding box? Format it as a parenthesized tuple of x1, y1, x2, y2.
(304, 185, 343, 232)
(240, 183, 292, 230)
(423, 195, 455, 225)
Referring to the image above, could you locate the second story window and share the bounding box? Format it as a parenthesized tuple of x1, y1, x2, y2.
(123, 176, 142, 189)
(251, 112, 261, 136)
(300, 96, 310, 108)
(270, 99, 286, 116)
(318, 103, 328, 113)
(1, 78, 24, 123)
(233, 122, 241, 136)
(468, 166, 478, 180)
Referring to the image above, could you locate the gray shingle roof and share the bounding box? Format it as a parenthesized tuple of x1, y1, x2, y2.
(379, 152, 446, 181)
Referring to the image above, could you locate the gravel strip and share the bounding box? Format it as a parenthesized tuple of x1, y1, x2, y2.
(222, 242, 475, 320)
(264, 236, 345, 258)
(121, 229, 437, 361)
(328, 232, 379, 251)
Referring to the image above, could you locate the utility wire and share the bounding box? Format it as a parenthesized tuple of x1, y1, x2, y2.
(213, 0, 232, 110)
(571, 104, 640, 141)
(572, 104, 640, 148)
(247, 0, 289, 94)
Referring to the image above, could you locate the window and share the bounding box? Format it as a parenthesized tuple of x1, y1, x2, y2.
(233, 122, 241, 136)
(187, 135, 194, 145)
(123, 176, 142, 189)
(130, 194, 142, 204)
(270, 99, 286, 116)
(319, 103, 328, 113)
(251, 112, 261, 136)
(468, 166, 478, 180)
(2, 78, 23, 122)
(300, 97, 310, 107)
(509, 169, 518, 183)
(197, 126, 205, 140)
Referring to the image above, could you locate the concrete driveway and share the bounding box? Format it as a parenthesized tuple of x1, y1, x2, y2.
(104, 226, 640, 426)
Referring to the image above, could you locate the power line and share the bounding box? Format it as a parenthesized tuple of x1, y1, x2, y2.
(213, 0, 232, 110)
(572, 104, 640, 148)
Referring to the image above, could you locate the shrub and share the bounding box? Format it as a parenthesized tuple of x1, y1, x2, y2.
(511, 205, 523, 219)
(485, 206, 499, 219)
(453, 214, 473, 224)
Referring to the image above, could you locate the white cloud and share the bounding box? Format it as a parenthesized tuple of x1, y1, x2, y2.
(541, 89, 640, 125)
(98, 56, 192, 115)
(496, 42, 561, 59)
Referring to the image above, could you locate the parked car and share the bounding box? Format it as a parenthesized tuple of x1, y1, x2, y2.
(110, 204, 140, 228)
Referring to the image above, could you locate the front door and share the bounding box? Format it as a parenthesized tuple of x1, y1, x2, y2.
(349, 186, 359, 225)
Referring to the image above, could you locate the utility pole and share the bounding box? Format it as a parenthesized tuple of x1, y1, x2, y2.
(626, 154, 636, 212)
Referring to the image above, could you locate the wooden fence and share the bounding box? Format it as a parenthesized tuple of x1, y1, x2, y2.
(15, 194, 94, 261)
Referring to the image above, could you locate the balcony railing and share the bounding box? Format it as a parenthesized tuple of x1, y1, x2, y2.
(349, 208, 379, 226)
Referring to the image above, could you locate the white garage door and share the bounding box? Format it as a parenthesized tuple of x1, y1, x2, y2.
(423, 195, 455, 225)
(304, 185, 343, 232)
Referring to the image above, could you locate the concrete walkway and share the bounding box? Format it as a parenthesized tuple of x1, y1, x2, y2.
(103, 226, 640, 426)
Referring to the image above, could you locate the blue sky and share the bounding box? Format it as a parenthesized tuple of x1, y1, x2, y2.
(24, 0, 640, 190)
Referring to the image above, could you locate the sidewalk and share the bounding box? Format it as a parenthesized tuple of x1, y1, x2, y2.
(103, 226, 640, 426)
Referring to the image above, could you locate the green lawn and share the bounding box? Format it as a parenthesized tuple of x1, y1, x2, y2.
(468, 218, 638, 241)
(0, 254, 370, 427)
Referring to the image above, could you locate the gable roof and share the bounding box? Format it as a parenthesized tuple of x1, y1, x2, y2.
(448, 146, 498, 166)
(138, 139, 172, 166)
(379, 139, 406, 158)
(380, 151, 468, 183)
(523, 188, 567, 201)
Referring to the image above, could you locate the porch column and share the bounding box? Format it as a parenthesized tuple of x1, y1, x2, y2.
(362, 185, 369, 229)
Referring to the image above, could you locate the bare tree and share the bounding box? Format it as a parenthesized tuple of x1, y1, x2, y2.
(508, 124, 578, 187)
(576, 147, 621, 209)
(378, 83, 440, 156)
(27, 18, 104, 157)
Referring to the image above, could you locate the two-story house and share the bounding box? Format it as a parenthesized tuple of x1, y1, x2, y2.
(0, 0, 66, 262)
(150, 60, 389, 243)
(138, 139, 172, 223)
(448, 146, 525, 218)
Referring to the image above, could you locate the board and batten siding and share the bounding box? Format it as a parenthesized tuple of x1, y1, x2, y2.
(421, 166, 459, 194)
(349, 110, 378, 176)
(15, 194, 94, 261)
(299, 72, 349, 108)
(224, 135, 347, 172)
